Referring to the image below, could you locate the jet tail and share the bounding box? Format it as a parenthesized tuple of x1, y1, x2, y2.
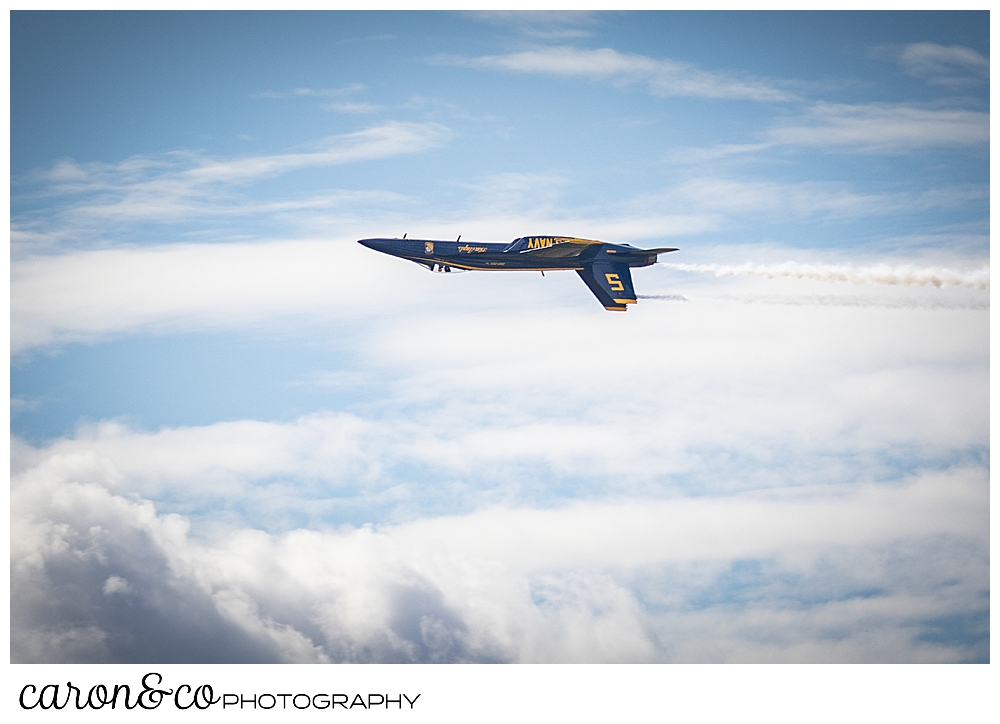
(577, 262, 637, 311)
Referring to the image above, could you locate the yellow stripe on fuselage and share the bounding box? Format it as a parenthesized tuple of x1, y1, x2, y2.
(400, 255, 584, 272)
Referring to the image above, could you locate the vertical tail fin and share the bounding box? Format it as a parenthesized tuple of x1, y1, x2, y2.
(576, 263, 637, 311)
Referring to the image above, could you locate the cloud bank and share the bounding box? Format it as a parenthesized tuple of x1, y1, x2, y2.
(12, 440, 988, 663)
(11, 276, 988, 662)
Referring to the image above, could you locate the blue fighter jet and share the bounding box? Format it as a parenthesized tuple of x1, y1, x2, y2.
(358, 235, 678, 311)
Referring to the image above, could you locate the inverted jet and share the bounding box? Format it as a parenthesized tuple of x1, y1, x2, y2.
(358, 235, 678, 311)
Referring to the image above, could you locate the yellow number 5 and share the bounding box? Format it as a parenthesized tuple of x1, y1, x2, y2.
(605, 273, 624, 292)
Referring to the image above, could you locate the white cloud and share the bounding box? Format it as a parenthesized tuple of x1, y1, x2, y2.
(250, 84, 366, 99)
(389, 472, 986, 570)
(12, 282, 988, 497)
(767, 102, 988, 152)
(438, 46, 794, 101)
(646, 177, 987, 220)
(10, 238, 399, 352)
(399, 174, 983, 256)
(896, 42, 988, 87)
(10, 256, 988, 663)
(11, 456, 988, 663)
(465, 11, 599, 40)
(673, 102, 989, 159)
(437, 172, 718, 241)
(668, 142, 773, 163)
(102, 574, 132, 595)
(12, 122, 449, 246)
(183, 122, 448, 183)
(12, 244, 989, 493)
(323, 102, 382, 114)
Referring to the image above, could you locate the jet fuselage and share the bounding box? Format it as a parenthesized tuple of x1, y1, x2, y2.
(358, 235, 678, 311)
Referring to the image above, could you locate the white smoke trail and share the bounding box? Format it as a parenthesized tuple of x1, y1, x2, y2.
(660, 261, 990, 290)
(709, 294, 989, 310)
(636, 294, 689, 301)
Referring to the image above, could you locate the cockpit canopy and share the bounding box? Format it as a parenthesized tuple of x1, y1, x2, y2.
(503, 235, 597, 252)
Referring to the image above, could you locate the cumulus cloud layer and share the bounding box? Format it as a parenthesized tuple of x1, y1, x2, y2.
(11, 446, 988, 663)
(11, 277, 989, 662)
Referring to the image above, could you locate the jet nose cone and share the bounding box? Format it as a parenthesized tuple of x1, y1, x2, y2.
(358, 238, 403, 256)
(358, 238, 395, 254)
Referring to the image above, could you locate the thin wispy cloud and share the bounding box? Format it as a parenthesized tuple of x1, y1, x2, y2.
(895, 42, 989, 88)
(336, 34, 396, 45)
(651, 178, 987, 219)
(672, 101, 989, 161)
(186, 122, 448, 183)
(668, 142, 772, 163)
(25, 159, 982, 267)
(32, 122, 447, 191)
(251, 83, 366, 99)
(768, 102, 989, 152)
(323, 102, 382, 114)
(11, 122, 449, 250)
(465, 11, 599, 40)
(436, 46, 795, 101)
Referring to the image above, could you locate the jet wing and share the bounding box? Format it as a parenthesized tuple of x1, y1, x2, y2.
(577, 262, 637, 311)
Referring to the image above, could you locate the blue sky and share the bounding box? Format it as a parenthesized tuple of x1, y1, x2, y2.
(10, 11, 988, 664)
